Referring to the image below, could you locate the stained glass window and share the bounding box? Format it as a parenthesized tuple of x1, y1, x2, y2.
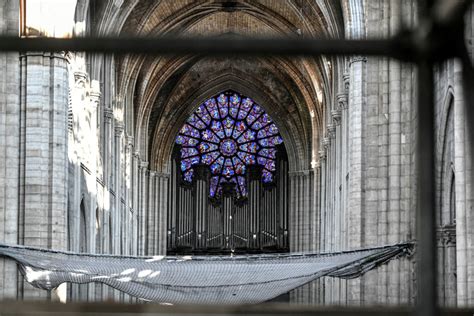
(176, 91, 283, 198)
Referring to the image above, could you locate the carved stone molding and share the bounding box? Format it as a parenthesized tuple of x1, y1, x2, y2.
(349, 55, 367, 65)
(337, 92, 348, 110)
(326, 124, 336, 138)
(115, 123, 125, 135)
(318, 149, 327, 162)
(104, 108, 114, 120)
(331, 109, 342, 125)
(322, 136, 331, 149)
(74, 71, 88, 88)
(436, 224, 456, 246)
(343, 72, 350, 92)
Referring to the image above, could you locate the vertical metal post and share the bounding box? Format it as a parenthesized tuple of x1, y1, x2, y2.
(416, 59, 438, 316)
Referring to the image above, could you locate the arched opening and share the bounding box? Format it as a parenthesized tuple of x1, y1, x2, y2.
(167, 90, 289, 255)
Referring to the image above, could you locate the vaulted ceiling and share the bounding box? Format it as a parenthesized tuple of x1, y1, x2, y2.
(87, 0, 345, 172)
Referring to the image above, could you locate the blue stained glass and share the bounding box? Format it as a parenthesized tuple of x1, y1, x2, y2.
(187, 114, 206, 129)
(210, 176, 219, 197)
(237, 130, 256, 143)
(198, 142, 218, 153)
(239, 142, 258, 153)
(253, 113, 271, 130)
(202, 129, 220, 143)
(258, 135, 283, 147)
(232, 156, 245, 175)
(230, 93, 240, 116)
(257, 123, 279, 139)
(223, 117, 235, 137)
(183, 170, 194, 182)
(210, 156, 225, 174)
(217, 94, 229, 117)
(176, 135, 199, 146)
(180, 124, 200, 138)
(232, 121, 247, 138)
(262, 169, 273, 183)
(181, 156, 200, 171)
(211, 120, 225, 139)
(222, 158, 234, 177)
(176, 91, 283, 195)
(259, 148, 277, 159)
(202, 151, 220, 164)
(238, 98, 252, 119)
(196, 104, 211, 124)
(181, 147, 199, 158)
(205, 99, 220, 119)
(237, 151, 256, 164)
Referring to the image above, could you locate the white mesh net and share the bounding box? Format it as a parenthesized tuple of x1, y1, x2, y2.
(0, 242, 413, 304)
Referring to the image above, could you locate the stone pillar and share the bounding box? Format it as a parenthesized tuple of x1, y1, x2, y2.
(347, 55, 367, 305)
(114, 122, 124, 254)
(156, 173, 169, 255)
(0, 0, 20, 300)
(289, 169, 314, 304)
(17, 52, 69, 300)
(137, 160, 148, 255)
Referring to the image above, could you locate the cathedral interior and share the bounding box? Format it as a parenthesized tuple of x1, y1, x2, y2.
(0, 0, 473, 315)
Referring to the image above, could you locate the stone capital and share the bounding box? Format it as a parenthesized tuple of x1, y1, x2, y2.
(349, 55, 367, 65)
(322, 136, 331, 149)
(327, 124, 336, 138)
(331, 109, 342, 125)
(104, 108, 114, 120)
(337, 92, 348, 110)
(115, 122, 125, 135)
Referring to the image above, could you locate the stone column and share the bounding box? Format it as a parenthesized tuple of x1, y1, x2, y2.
(0, 0, 20, 299)
(17, 52, 69, 300)
(347, 55, 367, 305)
(114, 122, 124, 254)
(156, 173, 169, 255)
(138, 160, 149, 255)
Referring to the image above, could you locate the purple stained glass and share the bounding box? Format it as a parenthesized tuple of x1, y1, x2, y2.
(180, 124, 200, 138)
(176, 135, 199, 146)
(176, 91, 283, 198)
(187, 114, 206, 130)
(257, 123, 279, 139)
(183, 170, 194, 182)
(232, 121, 247, 138)
(217, 94, 229, 117)
(237, 151, 256, 164)
(202, 151, 220, 164)
(196, 104, 211, 124)
(210, 176, 219, 197)
(223, 117, 235, 137)
(211, 120, 225, 139)
(239, 142, 258, 153)
(222, 158, 234, 177)
(237, 130, 256, 143)
(181, 147, 199, 158)
(262, 169, 273, 183)
(258, 135, 283, 147)
(259, 148, 277, 159)
(198, 142, 218, 153)
(202, 129, 220, 143)
(210, 156, 225, 174)
(220, 139, 237, 156)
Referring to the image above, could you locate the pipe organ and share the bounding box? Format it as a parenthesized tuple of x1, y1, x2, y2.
(167, 146, 289, 254)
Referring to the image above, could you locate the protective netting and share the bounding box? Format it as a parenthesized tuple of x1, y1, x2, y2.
(0, 242, 413, 304)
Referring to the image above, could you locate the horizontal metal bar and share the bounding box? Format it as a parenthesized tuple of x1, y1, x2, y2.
(0, 301, 474, 316)
(0, 36, 408, 59)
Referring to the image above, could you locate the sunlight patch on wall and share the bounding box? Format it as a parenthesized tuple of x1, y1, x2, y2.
(22, 0, 77, 38)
